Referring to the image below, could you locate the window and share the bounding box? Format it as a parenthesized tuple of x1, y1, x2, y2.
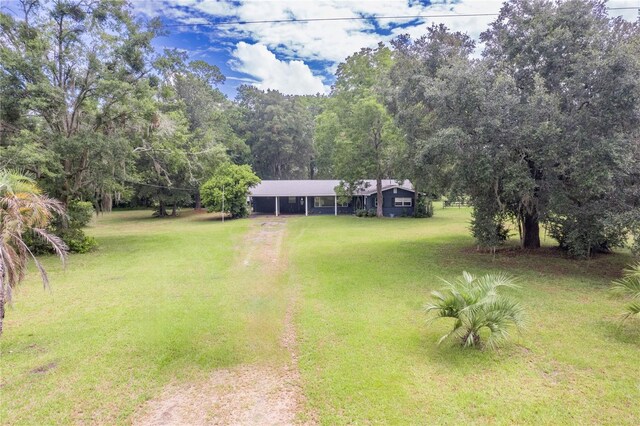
(314, 196, 334, 207)
(393, 188, 398, 194)
(338, 200, 349, 207)
(288, 196, 296, 204)
(395, 197, 412, 207)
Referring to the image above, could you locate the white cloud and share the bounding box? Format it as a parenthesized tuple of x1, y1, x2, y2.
(193, 0, 237, 16)
(131, 0, 639, 92)
(230, 42, 329, 95)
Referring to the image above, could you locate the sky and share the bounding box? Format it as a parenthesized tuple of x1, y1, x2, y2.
(3, 0, 639, 97)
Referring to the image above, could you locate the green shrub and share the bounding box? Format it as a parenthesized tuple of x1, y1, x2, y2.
(547, 214, 627, 258)
(415, 196, 433, 218)
(26, 199, 97, 254)
(426, 271, 525, 349)
(470, 208, 510, 250)
(67, 200, 94, 228)
(59, 227, 97, 253)
(201, 164, 260, 218)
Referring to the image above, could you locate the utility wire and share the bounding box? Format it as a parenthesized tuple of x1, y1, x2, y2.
(123, 180, 194, 192)
(163, 6, 639, 28)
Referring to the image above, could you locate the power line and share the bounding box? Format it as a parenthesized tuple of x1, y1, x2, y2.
(163, 6, 639, 28)
(123, 180, 194, 192)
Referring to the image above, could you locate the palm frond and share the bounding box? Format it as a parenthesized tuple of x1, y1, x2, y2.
(611, 275, 640, 299)
(621, 301, 640, 322)
(31, 228, 68, 265)
(0, 169, 68, 296)
(427, 271, 525, 349)
(611, 263, 640, 322)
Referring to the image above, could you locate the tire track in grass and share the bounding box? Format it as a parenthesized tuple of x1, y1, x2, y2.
(133, 217, 314, 425)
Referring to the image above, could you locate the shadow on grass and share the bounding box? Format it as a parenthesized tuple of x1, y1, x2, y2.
(332, 231, 631, 284)
(414, 330, 523, 374)
(596, 319, 640, 346)
(190, 212, 232, 222)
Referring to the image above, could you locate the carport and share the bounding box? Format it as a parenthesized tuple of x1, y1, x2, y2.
(249, 180, 339, 216)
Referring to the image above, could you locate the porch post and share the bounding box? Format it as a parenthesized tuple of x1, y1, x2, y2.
(305, 196, 308, 216)
(275, 196, 279, 217)
(334, 195, 337, 216)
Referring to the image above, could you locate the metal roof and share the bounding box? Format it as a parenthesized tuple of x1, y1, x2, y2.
(249, 179, 413, 197)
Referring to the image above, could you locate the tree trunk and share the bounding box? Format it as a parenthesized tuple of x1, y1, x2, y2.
(522, 211, 541, 249)
(171, 202, 177, 216)
(101, 192, 112, 213)
(376, 177, 383, 218)
(413, 183, 419, 217)
(158, 200, 167, 217)
(462, 330, 481, 347)
(194, 191, 201, 210)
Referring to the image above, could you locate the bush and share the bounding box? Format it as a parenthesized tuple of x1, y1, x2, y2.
(426, 271, 525, 349)
(201, 164, 260, 218)
(67, 200, 94, 228)
(26, 199, 97, 254)
(547, 214, 627, 258)
(415, 196, 433, 218)
(470, 208, 510, 249)
(59, 227, 97, 253)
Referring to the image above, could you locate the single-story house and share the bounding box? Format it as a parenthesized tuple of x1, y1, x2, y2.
(249, 179, 415, 217)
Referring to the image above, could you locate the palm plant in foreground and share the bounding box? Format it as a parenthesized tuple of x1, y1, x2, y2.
(426, 271, 525, 349)
(611, 263, 640, 322)
(0, 170, 68, 336)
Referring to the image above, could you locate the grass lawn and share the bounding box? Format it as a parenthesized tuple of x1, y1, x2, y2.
(1, 206, 639, 424)
(0, 211, 291, 424)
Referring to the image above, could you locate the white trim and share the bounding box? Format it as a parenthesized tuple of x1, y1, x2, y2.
(275, 196, 279, 216)
(334, 196, 337, 216)
(394, 197, 412, 207)
(361, 185, 415, 196)
(305, 196, 308, 216)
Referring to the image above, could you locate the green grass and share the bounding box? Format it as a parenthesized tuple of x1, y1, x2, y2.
(1, 206, 639, 424)
(286, 207, 640, 424)
(0, 211, 290, 424)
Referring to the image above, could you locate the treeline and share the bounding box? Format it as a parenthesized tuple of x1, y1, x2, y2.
(1, 0, 639, 257)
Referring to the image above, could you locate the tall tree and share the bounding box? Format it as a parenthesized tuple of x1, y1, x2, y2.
(477, 0, 640, 255)
(235, 86, 314, 180)
(0, 0, 161, 205)
(387, 25, 476, 205)
(138, 51, 241, 213)
(428, 59, 563, 249)
(316, 43, 404, 217)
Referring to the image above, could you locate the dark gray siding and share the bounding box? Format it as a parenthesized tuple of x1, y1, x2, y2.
(364, 187, 414, 217)
(278, 196, 305, 214)
(253, 196, 275, 213)
(306, 196, 354, 215)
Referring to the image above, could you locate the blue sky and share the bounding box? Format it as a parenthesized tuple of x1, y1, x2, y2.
(4, 1, 638, 97)
(138, 0, 513, 97)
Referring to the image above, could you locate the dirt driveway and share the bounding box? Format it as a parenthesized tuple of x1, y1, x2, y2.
(133, 218, 313, 425)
